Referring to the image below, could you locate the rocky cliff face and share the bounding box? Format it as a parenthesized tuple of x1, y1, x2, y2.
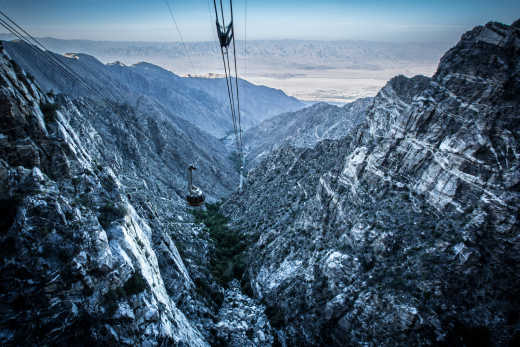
(244, 98, 371, 167)
(224, 20, 520, 346)
(2, 19, 519, 347)
(0, 41, 278, 345)
(0, 45, 211, 345)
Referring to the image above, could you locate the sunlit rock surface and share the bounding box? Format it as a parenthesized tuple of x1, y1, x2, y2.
(224, 20, 520, 346)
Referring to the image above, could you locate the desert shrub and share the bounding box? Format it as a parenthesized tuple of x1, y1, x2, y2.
(124, 272, 148, 296)
(40, 101, 58, 123)
(98, 202, 128, 229)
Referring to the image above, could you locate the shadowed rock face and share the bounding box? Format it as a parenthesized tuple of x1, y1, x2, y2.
(224, 20, 520, 346)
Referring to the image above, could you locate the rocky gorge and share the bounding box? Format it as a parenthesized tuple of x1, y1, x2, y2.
(0, 19, 519, 347)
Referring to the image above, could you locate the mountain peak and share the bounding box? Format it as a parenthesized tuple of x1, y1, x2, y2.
(434, 20, 519, 83)
(132, 61, 168, 71)
(107, 60, 126, 67)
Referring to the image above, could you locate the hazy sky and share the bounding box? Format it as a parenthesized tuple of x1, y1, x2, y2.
(1, 0, 519, 43)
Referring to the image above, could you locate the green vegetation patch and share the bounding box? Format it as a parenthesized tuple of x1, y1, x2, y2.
(191, 203, 248, 286)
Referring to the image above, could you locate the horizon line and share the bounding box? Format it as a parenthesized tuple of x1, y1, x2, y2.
(0, 33, 455, 45)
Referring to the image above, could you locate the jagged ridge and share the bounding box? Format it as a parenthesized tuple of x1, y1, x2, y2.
(224, 20, 520, 346)
(244, 98, 372, 167)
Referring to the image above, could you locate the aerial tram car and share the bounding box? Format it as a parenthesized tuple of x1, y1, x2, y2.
(186, 165, 205, 207)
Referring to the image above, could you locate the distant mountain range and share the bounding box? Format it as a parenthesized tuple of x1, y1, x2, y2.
(0, 35, 452, 103)
(2, 40, 303, 137)
(0, 35, 451, 70)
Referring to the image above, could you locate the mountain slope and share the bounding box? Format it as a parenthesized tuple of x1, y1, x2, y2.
(0, 39, 276, 346)
(0, 46, 208, 345)
(182, 76, 303, 129)
(244, 98, 372, 166)
(224, 20, 520, 346)
(2, 41, 303, 137)
(1, 40, 240, 202)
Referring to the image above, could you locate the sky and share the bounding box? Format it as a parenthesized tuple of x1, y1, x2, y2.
(1, 0, 519, 43)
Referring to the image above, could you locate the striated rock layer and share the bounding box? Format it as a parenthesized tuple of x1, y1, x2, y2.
(0, 44, 211, 344)
(244, 98, 372, 167)
(224, 20, 520, 346)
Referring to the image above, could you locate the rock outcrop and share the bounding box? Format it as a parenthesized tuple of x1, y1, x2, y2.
(244, 98, 371, 167)
(0, 45, 209, 345)
(224, 20, 520, 346)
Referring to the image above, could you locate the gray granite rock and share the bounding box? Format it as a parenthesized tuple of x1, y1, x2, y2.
(0, 47, 208, 345)
(244, 98, 371, 167)
(224, 20, 520, 346)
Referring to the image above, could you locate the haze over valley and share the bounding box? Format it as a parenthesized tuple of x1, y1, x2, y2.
(0, 34, 450, 103)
